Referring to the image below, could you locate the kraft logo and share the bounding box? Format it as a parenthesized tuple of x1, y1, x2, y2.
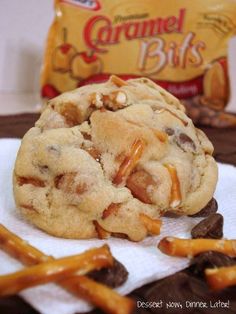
(61, 0, 101, 11)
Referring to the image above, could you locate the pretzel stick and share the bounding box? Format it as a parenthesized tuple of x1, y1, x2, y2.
(159, 108, 188, 126)
(0, 245, 112, 297)
(164, 164, 181, 208)
(158, 237, 236, 257)
(205, 265, 236, 291)
(113, 139, 146, 185)
(139, 213, 162, 235)
(93, 221, 111, 239)
(110, 75, 128, 87)
(0, 224, 134, 314)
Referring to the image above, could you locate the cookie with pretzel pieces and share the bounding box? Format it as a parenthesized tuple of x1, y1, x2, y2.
(13, 76, 218, 241)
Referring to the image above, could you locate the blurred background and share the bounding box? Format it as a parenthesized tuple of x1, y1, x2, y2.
(0, 0, 53, 113)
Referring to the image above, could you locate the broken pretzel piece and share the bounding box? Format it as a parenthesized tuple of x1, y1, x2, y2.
(0, 224, 134, 314)
(139, 213, 162, 235)
(113, 139, 146, 186)
(94, 221, 111, 239)
(102, 203, 121, 219)
(164, 164, 182, 208)
(158, 237, 236, 258)
(0, 245, 113, 297)
(205, 265, 236, 291)
(110, 75, 128, 87)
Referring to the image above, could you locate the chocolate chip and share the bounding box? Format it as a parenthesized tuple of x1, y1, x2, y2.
(175, 133, 196, 152)
(191, 213, 223, 239)
(165, 127, 174, 136)
(88, 258, 128, 288)
(190, 251, 236, 277)
(189, 198, 218, 217)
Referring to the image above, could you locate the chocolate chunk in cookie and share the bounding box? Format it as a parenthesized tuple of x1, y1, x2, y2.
(191, 213, 223, 239)
(176, 132, 196, 152)
(189, 198, 218, 217)
(88, 258, 128, 288)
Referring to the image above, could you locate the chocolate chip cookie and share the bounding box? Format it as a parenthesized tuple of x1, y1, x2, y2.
(13, 76, 218, 241)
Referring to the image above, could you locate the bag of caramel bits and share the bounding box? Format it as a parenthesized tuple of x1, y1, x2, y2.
(41, 0, 236, 127)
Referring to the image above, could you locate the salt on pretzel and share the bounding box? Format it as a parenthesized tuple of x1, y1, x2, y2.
(0, 224, 134, 314)
(164, 164, 182, 208)
(0, 245, 112, 297)
(139, 213, 162, 235)
(113, 138, 146, 185)
(205, 265, 236, 291)
(158, 237, 236, 258)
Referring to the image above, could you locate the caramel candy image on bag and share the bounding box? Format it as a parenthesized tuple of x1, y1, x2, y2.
(41, 0, 236, 126)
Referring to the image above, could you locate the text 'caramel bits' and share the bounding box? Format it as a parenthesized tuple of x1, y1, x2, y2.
(93, 221, 111, 239)
(113, 139, 146, 186)
(158, 237, 236, 258)
(139, 213, 162, 235)
(205, 265, 236, 291)
(0, 224, 134, 314)
(110, 75, 128, 87)
(102, 203, 120, 219)
(164, 164, 182, 208)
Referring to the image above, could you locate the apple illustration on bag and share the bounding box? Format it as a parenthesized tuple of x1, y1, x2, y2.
(52, 28, 77, 73)
(41, 84, 60, 99)
(70, 50, 102, 80)
(203, 57, 229, 109)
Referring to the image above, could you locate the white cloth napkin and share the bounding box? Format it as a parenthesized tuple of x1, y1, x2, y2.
(0, 138, 236, 314)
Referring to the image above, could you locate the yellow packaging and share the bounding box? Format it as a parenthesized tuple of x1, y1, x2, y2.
(41, 0, 236, 126)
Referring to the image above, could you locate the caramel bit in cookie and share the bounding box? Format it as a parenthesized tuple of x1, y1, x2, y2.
(81, 131, 92, 141)
(102, 203, 121, 219)
(126, 170, 155, 204)
(54, 173, 88, 194)
(17, 176, 45, 188)
(93, 221, 111, 239)
(176, 133, 196, 152)
(20, 204, 38, 213)
(99, 107, 107, 112)
(76, 182, 88, 195)
(113, 139, 146, 186)
(110, 75, 128, 87)
(164, 164, 182, 208)
(139, 213, 162, 235)
(59, 102, 82, 126)
(151, 129, 168, 143)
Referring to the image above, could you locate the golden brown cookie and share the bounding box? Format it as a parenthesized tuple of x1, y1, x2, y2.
(13, 76, 218, 241)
